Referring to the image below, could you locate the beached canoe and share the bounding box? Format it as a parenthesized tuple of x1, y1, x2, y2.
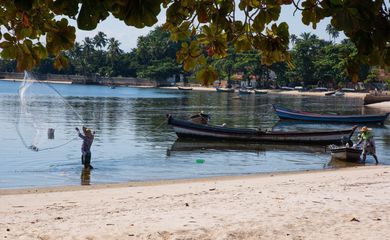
(333, 91, 345, 96)
(324, 91, 336, 96)
(239, 89, 253, 94)
(328, 145, 362, 162)
(254, 89, 268, 94)
(167, 115, 357, 144)
(177, 86, 193, 90)
(216, 87, 235, 93)
(273, 105, 389, 124)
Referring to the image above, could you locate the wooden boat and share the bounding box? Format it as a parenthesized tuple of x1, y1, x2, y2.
(177, 86, 193, 90)
(216, 87, 235, 93)
(341, 88, 356, 92)
(167, 115, 357, 144)
(333, 91, 345, 96)
(254, 89, 268, 94)
(363, 94, 390, 105)
(328, 145, 362, 162)
(281, 86, 294, 91)
(238, 89, 253, 94)
(313, 87, 328, 92)
(273, 105, 389, 124)
(324, 91, 336, 96)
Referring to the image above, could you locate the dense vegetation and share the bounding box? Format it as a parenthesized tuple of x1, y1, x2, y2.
(0, 0, 389, 85)
(0, 26, 376, 88)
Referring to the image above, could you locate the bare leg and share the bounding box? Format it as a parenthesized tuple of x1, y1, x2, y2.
(373, 154, 379, 164)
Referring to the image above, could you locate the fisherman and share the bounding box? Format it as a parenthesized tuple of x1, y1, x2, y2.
(354, 126, 378, 164)
(76, 126, 95, 169)
(341, 136, 354, 148)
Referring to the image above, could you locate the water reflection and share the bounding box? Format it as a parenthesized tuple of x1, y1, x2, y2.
(326, 158, 364, 168)
(81, 168, 91, 185)
(167, 139, 326, 156)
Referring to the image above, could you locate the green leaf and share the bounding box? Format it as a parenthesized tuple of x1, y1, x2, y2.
(50, 0, 79, 16)
(3, 33, 15, 42)
(53, 54, 69, 70)
(14, 0, 33, 11)
(0, 45, 17, 59)
(196, 65, 218, 86)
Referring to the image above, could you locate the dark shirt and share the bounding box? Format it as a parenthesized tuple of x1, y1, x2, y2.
(78, 133, 94, 154)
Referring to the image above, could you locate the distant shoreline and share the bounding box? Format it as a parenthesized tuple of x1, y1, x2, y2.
(4, 78, 390, 108)
(0, 78, 73, 84)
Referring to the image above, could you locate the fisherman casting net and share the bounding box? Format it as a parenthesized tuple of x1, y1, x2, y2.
(16, 71, 85, 151)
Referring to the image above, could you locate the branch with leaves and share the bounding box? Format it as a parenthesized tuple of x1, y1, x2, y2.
(0, 0, 389, 84)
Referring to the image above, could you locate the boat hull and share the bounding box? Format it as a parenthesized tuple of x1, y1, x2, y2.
(330, 147, 362, 162)
(216, 87, 235, 93)
(254, 90, 268, 94)
(168, 116, 357, 144)
(177, 86, 193, 90)
(273, 105, 389, 124)
(239, 89, 253, 94)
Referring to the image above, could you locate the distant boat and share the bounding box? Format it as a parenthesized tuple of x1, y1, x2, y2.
(333, 91, 345, 96)
(177, 86, 193, 90)
(324, 91, 336, 96)
(313, 87, 328, 92)
(167, 115, 357, 144)
(328, 145, 362, 162)
(216, 87, 235, 93)
(273, 105, 389, 124)
(341, 88, 356, 92)
(280, 86, 294, 91)
(254, 89, 268, 94)
(239, 89, 253, 94)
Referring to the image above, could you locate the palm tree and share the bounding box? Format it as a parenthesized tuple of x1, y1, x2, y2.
(290, 34, 297, 48)
(67, 42, 83, 73)
(107, 38, 123, 76)
(300, 32, 318, 41)
(326, 24, 339, 43)
(93, 31, 107, 50)
(81, 37, 95, 74)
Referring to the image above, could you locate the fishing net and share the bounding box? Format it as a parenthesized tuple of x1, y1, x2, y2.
(16, 71, 84, 152)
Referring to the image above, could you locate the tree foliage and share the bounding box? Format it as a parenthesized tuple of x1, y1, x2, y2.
(0, 0, 389, 84)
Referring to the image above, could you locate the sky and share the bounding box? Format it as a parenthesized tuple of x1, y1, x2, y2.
(71, 4, 345, 52)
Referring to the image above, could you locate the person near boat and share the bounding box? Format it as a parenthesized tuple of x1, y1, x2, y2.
(76, 126, 95, 169)
(354, 126, 378, 164)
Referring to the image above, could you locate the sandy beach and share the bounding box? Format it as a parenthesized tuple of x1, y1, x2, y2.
(1, 166, 389, 240)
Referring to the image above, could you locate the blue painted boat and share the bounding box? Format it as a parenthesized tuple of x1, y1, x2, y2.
(273, 105, 389, 125)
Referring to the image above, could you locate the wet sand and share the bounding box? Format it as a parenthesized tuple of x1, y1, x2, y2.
(1, 166, 389, 239)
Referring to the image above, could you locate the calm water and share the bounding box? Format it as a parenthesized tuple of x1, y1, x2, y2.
(1, 81, 389, 188)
